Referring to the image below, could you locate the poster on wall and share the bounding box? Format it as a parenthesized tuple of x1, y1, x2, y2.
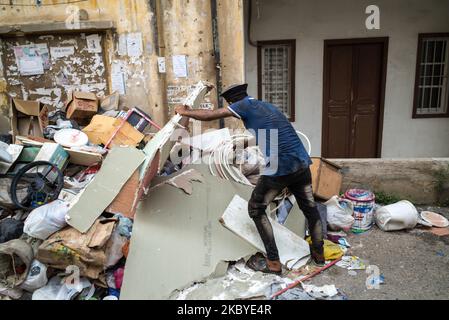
(172, 55, 188, 78)
(86, 34, 102, 53)
(50, 46, 75, 59)
(157, 57, 166, 73)
(111, 62, 126, 95)
(14, 44, 50, 76)
(126, 33, 143, 57)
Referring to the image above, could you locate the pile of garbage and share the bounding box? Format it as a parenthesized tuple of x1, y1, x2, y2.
(0, 82, 214, 300)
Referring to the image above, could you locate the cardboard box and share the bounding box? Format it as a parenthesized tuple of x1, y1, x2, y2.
(310, 157, 343, 200)
(10, 98, 49, 142)
(82, 115, 144, 147)
(66, 91, 98, 120)
(35, 143, 69, 171)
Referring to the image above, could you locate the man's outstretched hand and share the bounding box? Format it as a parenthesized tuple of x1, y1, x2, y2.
(175, 105, 190, 116)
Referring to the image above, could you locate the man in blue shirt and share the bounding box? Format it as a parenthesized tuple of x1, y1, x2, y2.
(175, 84, 324, 274)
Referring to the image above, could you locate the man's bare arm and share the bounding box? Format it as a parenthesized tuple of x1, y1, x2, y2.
(175, 105, 235, 121)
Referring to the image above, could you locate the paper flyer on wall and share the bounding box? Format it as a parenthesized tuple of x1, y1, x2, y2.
(111, 62, 126, 95)
(172, 55, 188, 78)
(126, 33, 143, 57)
(50, 46, 75, 59)
(86, 34, 102, 53)
(13, 45, 46, 76)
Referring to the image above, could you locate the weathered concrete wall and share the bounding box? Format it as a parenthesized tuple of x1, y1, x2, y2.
(330, 158, 449, 205)
(245, 0, 449, 158)
(0, 0, 165, 129)
(0, 0, 245, 135)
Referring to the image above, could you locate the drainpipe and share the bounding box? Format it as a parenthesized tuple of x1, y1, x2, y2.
(210, 0, 225, 129)
(149, 0, 168, 124)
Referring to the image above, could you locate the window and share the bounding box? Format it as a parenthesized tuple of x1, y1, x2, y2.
(258, 40, 295, 121)
(413, 33, 449, 118)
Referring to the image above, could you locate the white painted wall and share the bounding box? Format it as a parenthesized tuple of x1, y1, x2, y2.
(245, 0, 449, 157)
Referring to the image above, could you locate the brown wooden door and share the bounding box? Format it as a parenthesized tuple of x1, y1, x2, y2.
(322, 38, 388, 158)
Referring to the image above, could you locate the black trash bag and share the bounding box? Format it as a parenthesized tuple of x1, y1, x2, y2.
(0, 219, 24, 244)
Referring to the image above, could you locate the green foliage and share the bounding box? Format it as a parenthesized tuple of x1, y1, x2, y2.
(434, 164, 449, 206)
(374, 191, 401, 205)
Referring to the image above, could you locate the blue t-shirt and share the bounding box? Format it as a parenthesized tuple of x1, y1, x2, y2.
(228, 97, 312, 176)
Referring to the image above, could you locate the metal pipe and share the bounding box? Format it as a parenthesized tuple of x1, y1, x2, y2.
(210, 0, 225, 129)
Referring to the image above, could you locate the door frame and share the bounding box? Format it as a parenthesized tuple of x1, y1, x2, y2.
(321, 37, 389, 158)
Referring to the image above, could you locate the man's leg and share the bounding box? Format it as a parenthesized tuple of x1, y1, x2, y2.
(287, 168, 325, 265)
(248, 175, 286, 271)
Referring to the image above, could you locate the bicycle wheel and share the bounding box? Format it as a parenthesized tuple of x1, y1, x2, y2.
(10, 161, 64, 211)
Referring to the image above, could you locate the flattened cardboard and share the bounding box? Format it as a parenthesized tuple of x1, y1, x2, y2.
(66, 147, 145, 233)
(120, 165, 306, 300)
(82, 115, 144, 147)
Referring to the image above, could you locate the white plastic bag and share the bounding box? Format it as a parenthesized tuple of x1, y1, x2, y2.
(23, 200, 69, 240)
(32, 276, 90, 300)
(20, 260, 48, 292)
(325, 196, 355, 231)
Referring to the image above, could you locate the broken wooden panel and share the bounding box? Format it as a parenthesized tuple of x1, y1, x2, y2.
(140, 114, 182, 179)
(106, 150, 161, 219)
(66, 146, 145, 233)
(120, 165, 306, 300)
(221, 195, 310, 270)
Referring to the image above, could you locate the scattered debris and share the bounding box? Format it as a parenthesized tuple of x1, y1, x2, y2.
(336, 256, 366, 270)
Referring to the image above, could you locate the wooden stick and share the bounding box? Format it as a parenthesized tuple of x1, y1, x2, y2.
(271, 257, 342, 299)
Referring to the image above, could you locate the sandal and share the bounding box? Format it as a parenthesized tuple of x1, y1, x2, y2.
(246, 253, 282, 276)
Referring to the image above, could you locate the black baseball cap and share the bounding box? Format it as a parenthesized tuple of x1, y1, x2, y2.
(221, 83, 249, 103)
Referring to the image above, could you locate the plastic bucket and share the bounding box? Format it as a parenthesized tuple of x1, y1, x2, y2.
(344, 189, 375, 233)
(375, 200, 418, 231)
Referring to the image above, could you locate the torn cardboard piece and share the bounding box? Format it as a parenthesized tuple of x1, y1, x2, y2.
(120, 165, 306, 300)
(66, 147, 145, 233)
(36, 218, 117, 279)
(82, 115, 144, 147)
(221, 195, 310, 270)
